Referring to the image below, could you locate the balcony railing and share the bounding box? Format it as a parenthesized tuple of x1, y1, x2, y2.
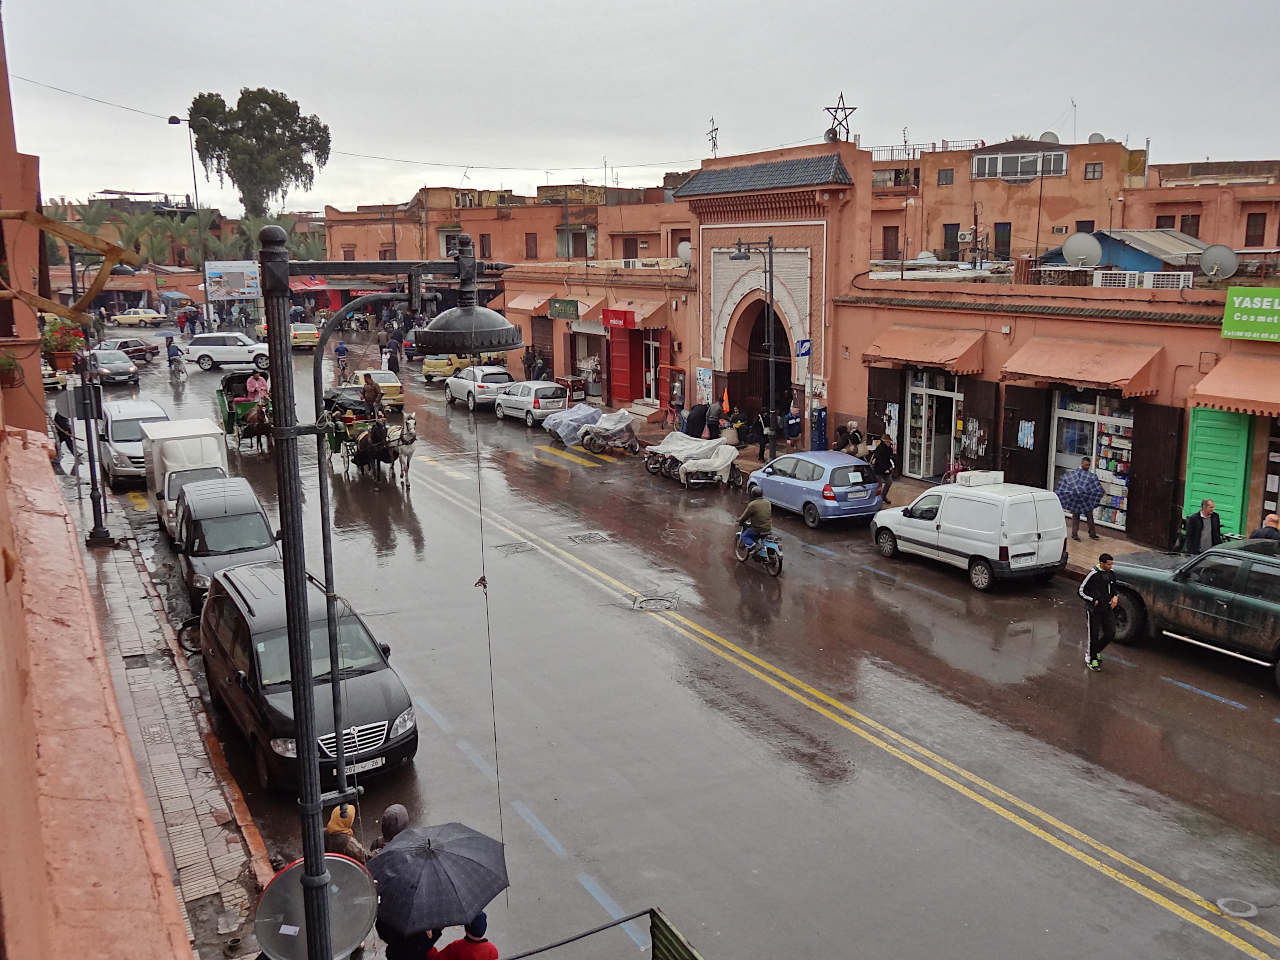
(866, 139, 984, 162)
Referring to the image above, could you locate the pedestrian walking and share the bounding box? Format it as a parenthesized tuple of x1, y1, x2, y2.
(521, 346, 534, 381)
(432, 913, 499, 960)
(870, 433, 896, 504)
(1055, 456, 1104, 542)
(706, 401, 722, 440)
(176, 312, 186, 336)
(376, 326, 389, 352)
(784, 401, 803, 450)
(323, 804, 371, 863)
(1182, 499, 1223, 554)
(370, 803, 409, 854)
(684, 402, 709, 439)
(1249, 513, 1280, 540)
(755, 408, 776, 460)
(1079, 553, 1118, 671)
(387, 333, 402, 375)
(53, 410, 76, 458)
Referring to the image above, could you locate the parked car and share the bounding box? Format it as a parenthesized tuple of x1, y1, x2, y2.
(494, 380, 567, 426)
(422, 351, 505, 382)
(98, 399, 169, 490)
(174, 478, 280, 607)
(291, 323, 320, 350)
(1111, 540, 1280, 687)
(870, 472, 1068, 590)
(747, 451, 883, 529)
(110, 307, 163, 327)
(142, 418, 229, 540)
(41, 358, 66, 391)
(355, 369, 404, 409)
(444, 365, 515, 411)
(184, 332, 270, 371)
(87, 348, 139, 385)
(98, 337, 159, 364)
(200, 560, 418, 790)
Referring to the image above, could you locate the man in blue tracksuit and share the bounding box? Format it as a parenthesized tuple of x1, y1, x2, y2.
(1079, 553, 1118, 671)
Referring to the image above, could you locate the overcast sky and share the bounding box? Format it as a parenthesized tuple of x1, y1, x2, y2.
(9, 0, 1279, 218)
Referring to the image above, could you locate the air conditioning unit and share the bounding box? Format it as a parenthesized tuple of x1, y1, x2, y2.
(957, 230, 973, 242)
(1051, 225, 1069, 235)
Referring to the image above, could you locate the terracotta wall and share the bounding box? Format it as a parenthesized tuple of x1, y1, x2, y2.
(596, 200, 694, 260)
(1120, 183, 1280, 250)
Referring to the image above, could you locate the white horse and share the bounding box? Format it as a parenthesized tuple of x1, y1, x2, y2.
(391, 412, 417, 488)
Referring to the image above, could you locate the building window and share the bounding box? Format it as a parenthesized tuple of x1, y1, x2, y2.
(882, 225, 900, 260)
(378, 246, 394, 261)
(441, 232, 461, 257)
(972, 152, 1066, 179)
(525, 232, 538, 259)
(1155, 215, 1176, 230)
(1075, 220, 1095, 234)
(1084, 162, 1103, 180)
(994, 222, 1011, 259)
(942, 223, 961, 258)
(937, 168, 954, 186)
(1245, 212, 1267, 247)
(623, 237, 639, 260)
(1180, 214, 1200, 238)
(479, 233, 492, 258)
(342, 246, 356, 261)
(872, 169, 895, 188)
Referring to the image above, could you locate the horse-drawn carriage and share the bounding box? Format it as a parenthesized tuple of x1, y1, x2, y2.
(322, 386, 416, 482)
(216, 371, 272, 450)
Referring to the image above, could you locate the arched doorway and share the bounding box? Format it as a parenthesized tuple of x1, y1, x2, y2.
(726, 298, 792, 414)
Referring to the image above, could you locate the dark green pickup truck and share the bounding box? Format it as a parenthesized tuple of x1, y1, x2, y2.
(1111, 540, 1280, 688)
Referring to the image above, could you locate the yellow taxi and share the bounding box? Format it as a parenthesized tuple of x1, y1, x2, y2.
(111, 307, 164, 327)
(421, 352, 505, 382)
(290, 323, 320, 350)
(356, 369, 404, 408)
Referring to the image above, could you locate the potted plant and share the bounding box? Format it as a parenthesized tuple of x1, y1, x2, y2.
(0, 352, 23, 389)
(41, 316, 87, 370)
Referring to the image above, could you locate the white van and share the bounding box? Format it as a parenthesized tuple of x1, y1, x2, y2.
(142, 419, 229, 539)
(98, 399, 169, 490)
(869, 471, 1068, 590)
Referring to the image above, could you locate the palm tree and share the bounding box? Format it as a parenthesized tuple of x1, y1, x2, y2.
(290, 231, 326, 261)
(205, 233, 247, 262)
(74, 201, 112, 236)
(142, 223, 172, 265)
(239, 214, 296, 256)
(43, 202, 67, 265)
(114, 210, 159, 255)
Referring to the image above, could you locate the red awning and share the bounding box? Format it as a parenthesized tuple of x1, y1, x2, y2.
(290, 276, 329, 292)
(862, 325, 986, 375)
(1000, 337, 1162, 397)
(507, 292, 554, 312)
(1191, 353, 1280, 416)
(603, 300, 664, 329)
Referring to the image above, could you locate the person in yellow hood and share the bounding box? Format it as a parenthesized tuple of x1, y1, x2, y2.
(323, 804, 371, 863)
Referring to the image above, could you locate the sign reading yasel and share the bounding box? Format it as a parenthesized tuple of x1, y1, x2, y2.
(1222, 287, 1280, 341)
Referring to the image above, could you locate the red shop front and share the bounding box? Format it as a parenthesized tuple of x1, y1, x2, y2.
(603, 303, 669, 409)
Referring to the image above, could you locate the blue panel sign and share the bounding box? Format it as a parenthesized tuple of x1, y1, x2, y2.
(795, 339, 812, 358)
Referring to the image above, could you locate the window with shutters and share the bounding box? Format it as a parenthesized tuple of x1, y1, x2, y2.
(937, 168, 954, 185)
(524, 233, 538, 259)
(1245, 212, 1267, 247)
(1084, 162, 1103, 180)
(1075, 220, 1095, 234)
(342, 246, 356, 261)
(1155, 215, 1175, 229)
(1180, 214, 1200, 238)
(479, 234, 492, 258)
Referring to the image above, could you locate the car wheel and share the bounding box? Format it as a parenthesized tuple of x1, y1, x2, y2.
(254, 354, 270, 371)
(875, 528, 897, 558)
(196, 354, 214, 371)
(445, 389, 456, 406)
(968, 558, 994, 591)
(494, 403, 504, 420)
(467, 392, 476, 412)
(525, 410, 535, 428)
(1112, 590, 1147, 645)
(802, 502, 821, 528)
(748, 483, 762, 499)
(138, 320, 147, 328)
(253, 740, 276, 792)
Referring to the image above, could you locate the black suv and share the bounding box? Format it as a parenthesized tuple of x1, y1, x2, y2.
(1111, 540, 1280, 688)
(201, 561, 418, 789)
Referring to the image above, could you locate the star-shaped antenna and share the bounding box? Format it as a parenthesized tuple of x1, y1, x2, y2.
(823, 92, 856, 141)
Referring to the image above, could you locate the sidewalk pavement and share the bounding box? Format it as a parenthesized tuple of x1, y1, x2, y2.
(61, 475, 273, 959)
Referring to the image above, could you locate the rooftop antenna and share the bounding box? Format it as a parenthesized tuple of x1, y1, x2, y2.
(1071, 98, 1077, 141)
(824, 91, 856, 142)
(1199, 244, 1239, 281)
(1062, 231, 1103, 268)
(707, 117, 719, 157)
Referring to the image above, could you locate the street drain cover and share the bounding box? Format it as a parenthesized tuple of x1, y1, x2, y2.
(633, 596, 676, 612)
(494, 541, 535, 557)
(1216, 898, 1258, 919)
(568, 531, 610, 545)
(122, 654, 150, 670)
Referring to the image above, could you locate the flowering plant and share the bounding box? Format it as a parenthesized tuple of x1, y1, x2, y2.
(41, 316, 87, 353)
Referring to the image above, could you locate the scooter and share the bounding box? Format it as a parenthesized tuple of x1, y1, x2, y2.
(734, 524, 783, 576)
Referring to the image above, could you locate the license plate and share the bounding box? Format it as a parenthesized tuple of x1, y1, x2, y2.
(344, 756, 385, 775)
(546, 400, 563, 408)
(1010, 553, 1036, 568)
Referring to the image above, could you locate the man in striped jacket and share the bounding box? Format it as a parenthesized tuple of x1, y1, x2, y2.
(1079, 553, 1118, 671)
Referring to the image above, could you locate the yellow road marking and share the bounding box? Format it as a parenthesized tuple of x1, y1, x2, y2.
(125, 491, 151, 512)
(534, 445, 600, 467)
(407, 468, 1279, 958)
(572, 445, 617, 463)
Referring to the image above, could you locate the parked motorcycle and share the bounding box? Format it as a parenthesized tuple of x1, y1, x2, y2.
(580, 410, 640, 455)
(643, 432, 725, 479)
(679, 442, 745, 489)
(734, 525, 783, 576)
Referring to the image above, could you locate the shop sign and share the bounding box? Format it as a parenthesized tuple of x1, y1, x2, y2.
(1222, 286, 1280, 341)
(603, 307, 636, 329)
(548, 298, 579, 320)
(205, 260, 262, 301)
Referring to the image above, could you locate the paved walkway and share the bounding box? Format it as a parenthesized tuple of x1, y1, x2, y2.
(61, 474, 273, 959)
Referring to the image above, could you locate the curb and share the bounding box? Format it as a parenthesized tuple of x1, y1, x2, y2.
(122, 534, 277, 893)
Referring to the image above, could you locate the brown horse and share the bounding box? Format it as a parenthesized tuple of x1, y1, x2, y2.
(238, 400, 272, 453)
(353, 420, 395, 478)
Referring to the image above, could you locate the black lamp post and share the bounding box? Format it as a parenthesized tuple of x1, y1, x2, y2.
(168, 114, 211, 318)
(729, 237, 777, 460)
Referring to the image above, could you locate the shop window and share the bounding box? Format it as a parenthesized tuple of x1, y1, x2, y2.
(479, 234, 492, 258)
(937, 168, 954, 186)
(1084, 162, 1103, 180)
(1155, 215, 1175, 230)
(1075, 220, 1095, 234)
(342, 246, 356, 261)
(1180, 214, 1200, 238)
(1052, 389, 1135, 530)
(1245, 212, 1267, 247)
(525, 233, 538, 259)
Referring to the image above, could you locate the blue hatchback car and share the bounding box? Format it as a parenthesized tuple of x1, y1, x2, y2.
(747, 450, 884, 528)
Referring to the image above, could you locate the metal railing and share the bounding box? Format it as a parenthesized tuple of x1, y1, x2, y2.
(866, 138, 983, 162)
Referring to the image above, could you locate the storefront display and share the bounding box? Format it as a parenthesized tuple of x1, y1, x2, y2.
(905, 369, 963, 480)
(1050, 389, 1134, 530)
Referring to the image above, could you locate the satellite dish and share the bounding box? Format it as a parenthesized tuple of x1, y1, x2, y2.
(824, 127, 840, 143)
(1087, 132, 1106, 144)
(256, 855, 377, 960)
(1039, 131, 1060, 144)
(1199, 244, 1239, 280)
(1062, 231, 1103, 268)
(676, 240, 691, 265)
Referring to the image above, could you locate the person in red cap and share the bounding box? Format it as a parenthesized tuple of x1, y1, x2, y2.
(432, 913, 498, 960)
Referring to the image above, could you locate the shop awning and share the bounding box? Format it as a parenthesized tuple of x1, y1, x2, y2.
(290, 276, 329, 292)
(1191, 353, 1280, 416)
(1000, 337, 1162, 397)
(506, 292, 554, 312)
(570, 294, 604, 322)
(862, 325, 985, 375)
(603, 300, 664, 329)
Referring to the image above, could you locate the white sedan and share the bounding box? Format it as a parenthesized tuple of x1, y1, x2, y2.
(494, 380, 567, 426)
(444, 365, 515, 412)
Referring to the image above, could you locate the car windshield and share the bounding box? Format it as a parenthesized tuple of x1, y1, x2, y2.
(255, 616, 384, 687)
(189, 513, 273, 555)
(167, 467, 226, 501)
(483, 372, 514, 384)
(110, 415, 167, 442)
(830, 466, 866, 486)
(95, 351, 129, 364)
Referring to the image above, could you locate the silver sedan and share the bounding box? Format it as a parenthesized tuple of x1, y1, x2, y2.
(494, 380, 568, 427)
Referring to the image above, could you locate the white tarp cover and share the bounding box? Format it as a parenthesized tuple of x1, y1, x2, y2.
(543, 403, 602, 445)
(678, 442, 740, 484)
(645, 432, 725, 461)
(584, 410, 635, 435)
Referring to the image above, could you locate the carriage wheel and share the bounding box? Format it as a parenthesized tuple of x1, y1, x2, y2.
(341, 442, 352, 473)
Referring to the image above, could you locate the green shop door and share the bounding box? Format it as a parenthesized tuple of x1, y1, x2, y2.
(1183, 407, 1252, 535)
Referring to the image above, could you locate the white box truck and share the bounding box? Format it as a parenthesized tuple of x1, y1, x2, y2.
(142, 419, 228, 539)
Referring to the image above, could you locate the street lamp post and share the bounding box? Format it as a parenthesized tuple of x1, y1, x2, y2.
(66, 244, 112, 545)
(729, 237, 778, 460)
(168, 114, 211, 322)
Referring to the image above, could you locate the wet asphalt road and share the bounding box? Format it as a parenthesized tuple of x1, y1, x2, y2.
(66, 338, 1280, 959)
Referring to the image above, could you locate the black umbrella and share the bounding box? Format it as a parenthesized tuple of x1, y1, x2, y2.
(367, 822, 508, 938)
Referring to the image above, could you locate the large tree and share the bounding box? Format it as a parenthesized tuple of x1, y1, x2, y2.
(188, 88, 330, 218)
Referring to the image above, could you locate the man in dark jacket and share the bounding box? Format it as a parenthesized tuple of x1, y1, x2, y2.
(1078, 553, 1118, 671)
(870, 434, 896, 504)
(1183, 499, 1223, 554)
(736, 492, 772, 555)
(683, 402, 709, 439)
(1249, 513, 1280, 540)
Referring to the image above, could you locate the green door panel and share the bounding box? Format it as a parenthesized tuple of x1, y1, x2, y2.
(1184, 407, 1252, 536)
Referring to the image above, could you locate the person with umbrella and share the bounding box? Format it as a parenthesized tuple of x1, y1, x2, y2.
(1055, 456, 1104, 542)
